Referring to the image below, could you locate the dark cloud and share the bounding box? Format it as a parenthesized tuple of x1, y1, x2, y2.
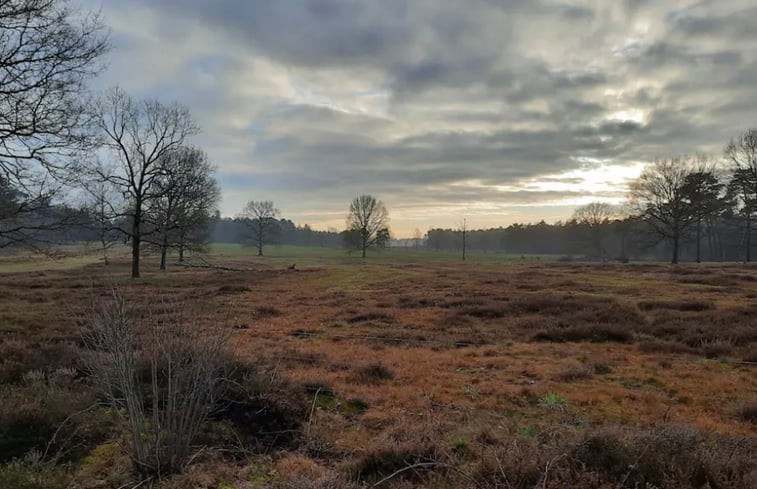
(86, 0, 757, 233)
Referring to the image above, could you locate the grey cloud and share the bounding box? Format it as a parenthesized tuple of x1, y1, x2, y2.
(88, 0, 757, 231)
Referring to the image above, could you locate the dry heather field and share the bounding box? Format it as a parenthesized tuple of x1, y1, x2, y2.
(1, 246, 757, 488)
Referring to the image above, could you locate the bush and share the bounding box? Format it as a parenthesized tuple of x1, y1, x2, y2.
(84, 289, 232, 478)
(351, 363, 394, 384)
(737, 400, 757, 424)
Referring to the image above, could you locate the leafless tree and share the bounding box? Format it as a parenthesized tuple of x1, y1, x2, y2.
(572, 202, 617, 259)
(725, 129, 757, 262)
(0, 0, 108, 246)
(412, 227, 423, 249)
(630, 157, 697, 264)
(239, 200, 278, 256)
(96, 87, 199, 278)
(346, 194, 390, 258)
(82, 172, 122, 264)
(459, 218, 468, 261)
(147, 147, 219, 269)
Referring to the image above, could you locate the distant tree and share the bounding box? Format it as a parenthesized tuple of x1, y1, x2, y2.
(82, 173, 122, 264)
(412, 228, 423, 249)
(459, 218, 468, 261)
(681, 165, 727, 263)
(0, 0, 108, 246)
(239, 200, 279, 256)
(96, 87, 199, 278)
(148, 147, 219, 269)
(346, 195, 390, 258)
(725, 130, 757, 262)
(630, 157, 697, 264)
(572, 202, 617, 259)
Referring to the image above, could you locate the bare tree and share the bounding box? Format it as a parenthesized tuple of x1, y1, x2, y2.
(412, 227, 423, 249)
(96, 87, 199, 278)
(725, 129, 757, 262)
(239, 200, 279, 256)
(459, 218, 468, 261)
(346, 195, 390, 258)
(147, 147, 219, 269)
(83, 175, 121, 264)
(0, 0, 108, 246)
(572, 202, 617, 259)
(630, 157, 697, 264)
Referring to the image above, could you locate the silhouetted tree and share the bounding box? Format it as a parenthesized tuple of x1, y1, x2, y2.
(0, 0, 108, 246)
(149, 147, 219, 269)
(96, 87, 199, 278)
(630, 157, 697, 264)
(681, 166, 726, 263)
(572, 202, 617, 259)
(240, 200, 279, 256)
(346, 195, 390, 258)
(726, 130, 757, 262)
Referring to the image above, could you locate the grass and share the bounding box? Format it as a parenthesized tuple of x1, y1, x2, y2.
(1, 245, 757, 487)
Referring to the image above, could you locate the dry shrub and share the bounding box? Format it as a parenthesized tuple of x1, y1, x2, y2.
(701, 338, 734, 358)
(269, 454, 358, 489)
(532, 324, 633, 343)
(736, 400, 757, 424)
(742, 348, 757, 363)
(351, 363, 394, 385)
(638, 299, 716, 312)
(216, 284, 250, 294)
(466, 424, 757, 489)
(253, 305, 282, 318)
(347, 312, 393, 324)
(209, 362, 308, 452)
(0, 341, 84, 384)
(555, 362, 594, 382)
(0, 379, 100, 462)
(638, 339, 697, 355)
(83, 289, 232, 479)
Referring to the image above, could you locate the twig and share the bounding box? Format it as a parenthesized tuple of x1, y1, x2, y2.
(305, 387, 322, 436)
(372, 462, 439, 487)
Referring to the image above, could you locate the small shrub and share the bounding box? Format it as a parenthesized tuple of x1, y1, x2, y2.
(555, 362, 594, 382)
(532, 324, 632, 343)
(638, 299, 715, 312)
(701, 338, 733, 359)
(736, 399, 757, 424)
(352, 363, 394, 384)
(538, 392, 567, 411)
(253, 305, 282, 318)
(346, 312, 393, 324)
(350, 442, 437, 483)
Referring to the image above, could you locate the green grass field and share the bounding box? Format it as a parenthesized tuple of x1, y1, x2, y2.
(209, 242, 560, 266)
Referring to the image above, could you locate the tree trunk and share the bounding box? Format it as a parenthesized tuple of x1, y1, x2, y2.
(672, 232, 679, 265)
(131, 201, 141, 278)
(178, 232, 185, 262)
(160, 237, 168, 270)
(696, 218, 701, 263)
(257, 221, 264, 256)
(747, 213, 752, 263)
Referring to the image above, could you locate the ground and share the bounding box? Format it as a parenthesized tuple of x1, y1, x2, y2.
(1, 245, 756, 488)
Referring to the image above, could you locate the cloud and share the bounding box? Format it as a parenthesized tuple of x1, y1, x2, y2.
(83, 0, 757, 235)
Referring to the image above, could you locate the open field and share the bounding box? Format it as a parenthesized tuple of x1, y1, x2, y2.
(1, 247, 757, 488)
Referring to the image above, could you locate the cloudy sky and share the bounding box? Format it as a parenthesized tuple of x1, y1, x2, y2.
(84, 0, 757, 235)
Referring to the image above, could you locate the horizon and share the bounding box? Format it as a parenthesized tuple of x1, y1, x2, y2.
(82, 0, 757, 236)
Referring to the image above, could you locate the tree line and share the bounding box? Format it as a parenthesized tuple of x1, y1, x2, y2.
(427, 146, 757, 264)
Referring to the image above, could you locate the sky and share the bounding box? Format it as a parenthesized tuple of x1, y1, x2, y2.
(83, 0, 757, 236)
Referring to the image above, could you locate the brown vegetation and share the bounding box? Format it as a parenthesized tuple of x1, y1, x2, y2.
(1, 257, 756, 487)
